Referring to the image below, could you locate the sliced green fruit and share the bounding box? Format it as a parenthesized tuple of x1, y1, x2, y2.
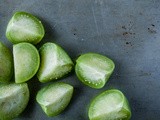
(75, 53, 115, 89)
(36, 82, 73, 116)
(0, 42, 13, 83)
(13, 42, 40, 83)
(37, 42, 74, 83)
(89, 89, 131, 120)
(0, 83, 29, 120)
(6, 11, 44, 44)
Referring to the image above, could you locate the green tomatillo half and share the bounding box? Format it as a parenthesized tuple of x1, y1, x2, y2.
(88, 89, 131, 120)
(36, 82, 73, 117)
(6, 11, 44, 44)
(0, 83, 29, 120)
(75, 53, 115, 89)
(37, 42, 74, 83)
(0, 42, 13, 83)
(13, 42, 40, 83)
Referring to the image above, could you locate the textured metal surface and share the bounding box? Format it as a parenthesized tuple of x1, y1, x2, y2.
(0, 0, 160, 120)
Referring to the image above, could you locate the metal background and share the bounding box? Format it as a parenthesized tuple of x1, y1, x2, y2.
(0, 0, 160, 120)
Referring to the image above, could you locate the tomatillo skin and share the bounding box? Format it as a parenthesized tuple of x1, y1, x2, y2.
(36, 82, 73, 117)
(75, 53, 115, 89)
(88, 89, 131, 120)
(37, 42, 74, 83)
(0, 42, 13, 83)
(13, 42, 40, 83)
(0, 83, 29, 120)
(6, 11, 44, 44)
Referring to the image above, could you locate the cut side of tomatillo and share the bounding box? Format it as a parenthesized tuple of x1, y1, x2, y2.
(89, 89, 131, 120)
(75, 53, 115, 89)
(0, 83, 29, 120)
(37, 42, 74, 83)
(13, 42, 40, 83)
(0, 42, 13, 83)
(6, 11, 44, 44)
(36, 82, 73, 116)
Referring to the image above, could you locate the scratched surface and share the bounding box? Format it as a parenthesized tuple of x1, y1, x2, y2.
(0, 0, 160, 120)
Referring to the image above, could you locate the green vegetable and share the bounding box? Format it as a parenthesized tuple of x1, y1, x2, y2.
(2, 11, 132, 120)
(88, 89, 131, 120)
(0, 42, 13, 83)
(36, 82, 73, 116)
(6, 11, 44, 44)
(0, 83, 29, 120)
(13, 42, 40, 83)
(37, 42, 74, 83)
(75, 53, 115, 89)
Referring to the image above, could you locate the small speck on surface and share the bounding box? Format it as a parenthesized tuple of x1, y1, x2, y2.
(125, 41, 133, 46)
(123, 32, 128, 36)
(151, 24, 155, 27)
(122, 26, 126, 30)
(148, 27, 156, 34)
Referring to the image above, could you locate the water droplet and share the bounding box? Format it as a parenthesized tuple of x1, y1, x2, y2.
(39, 21, 41, 23)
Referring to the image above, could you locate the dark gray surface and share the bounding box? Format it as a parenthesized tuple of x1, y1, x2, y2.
(0, 0, 160, 120)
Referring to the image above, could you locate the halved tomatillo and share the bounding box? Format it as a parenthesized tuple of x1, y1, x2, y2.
(0, 83, 29, 120)
(0, 42, 13, 83)
(75, 53, 115, 89)
(36, 82, 73, 116)
(37, 42, 74, 83)
(6, 11, 44, 44)
(13, 42, 40, 83)
(88, 89, 131, 120)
